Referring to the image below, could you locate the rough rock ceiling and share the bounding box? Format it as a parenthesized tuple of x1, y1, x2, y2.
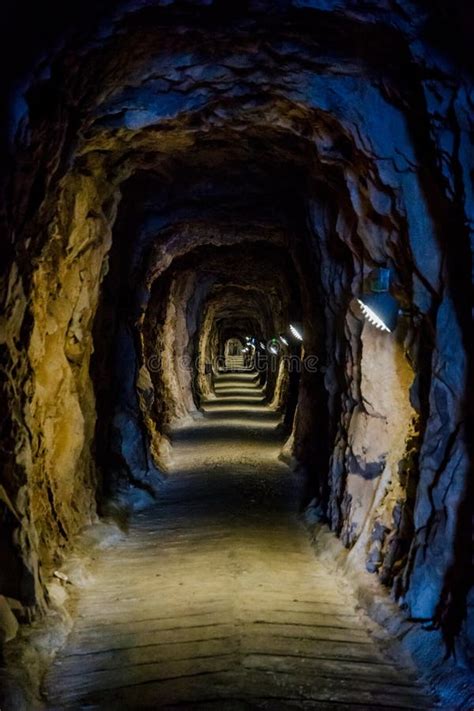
(0, 1, 472, 705)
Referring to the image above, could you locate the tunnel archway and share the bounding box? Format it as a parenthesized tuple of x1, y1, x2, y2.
(225, 339, 242, 359)
(0, 2, 472, 708)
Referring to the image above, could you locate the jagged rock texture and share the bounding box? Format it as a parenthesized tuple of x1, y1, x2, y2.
(0, 0, 472, 693)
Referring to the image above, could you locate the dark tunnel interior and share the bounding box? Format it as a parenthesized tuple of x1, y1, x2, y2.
(0, 1, 472, 708)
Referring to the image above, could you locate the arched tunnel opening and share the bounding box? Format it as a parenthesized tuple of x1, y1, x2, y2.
(0, 2, 472, 709)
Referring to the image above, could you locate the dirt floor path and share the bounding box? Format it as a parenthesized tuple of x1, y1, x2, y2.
(43, 372, 434, 709)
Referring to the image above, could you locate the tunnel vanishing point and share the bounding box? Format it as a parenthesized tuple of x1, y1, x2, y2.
(0, 2, 473, 709)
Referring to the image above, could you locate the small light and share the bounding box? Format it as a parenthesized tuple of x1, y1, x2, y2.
(269, 344, 279, 355)
(259, 341, 266, 350)
(289, 323, 303, 341)
(357, 268, 399, 333)
(357, 299, 392, 332)
(279, 336, 289, 346)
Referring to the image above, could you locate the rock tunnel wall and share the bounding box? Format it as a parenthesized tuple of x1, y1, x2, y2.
(0, 0, 472, 685)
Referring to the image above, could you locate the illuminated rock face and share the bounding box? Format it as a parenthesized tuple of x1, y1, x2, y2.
(0, 0, 472, 690)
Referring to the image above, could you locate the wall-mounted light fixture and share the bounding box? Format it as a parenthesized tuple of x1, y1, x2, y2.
(289, 323, 303, 342)
(268, 337, 281, 356)
(357, 267, 399, 333)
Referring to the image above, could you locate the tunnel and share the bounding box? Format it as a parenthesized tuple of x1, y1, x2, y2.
(0, 1, 473, 709)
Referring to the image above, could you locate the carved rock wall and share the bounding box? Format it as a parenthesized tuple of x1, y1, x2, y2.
(0, 0, 472, 688)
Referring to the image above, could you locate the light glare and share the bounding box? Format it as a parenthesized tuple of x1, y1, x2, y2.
(357, 299, 391, 332)
(289, 324, 303, 341)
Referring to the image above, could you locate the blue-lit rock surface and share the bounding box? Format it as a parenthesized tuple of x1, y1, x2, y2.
(0, 1, 472, 707)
